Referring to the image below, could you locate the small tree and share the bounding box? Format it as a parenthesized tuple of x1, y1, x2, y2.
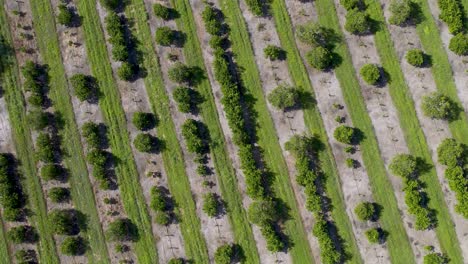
(365, 228, 384, 244)
(7, 226, 38, 244)
(61, 236, 86, 256)
(389, 154, 417, 178)
(107, 218, 139, 242)
(117, 62, 134, 81)
(423, 253, 449, 264)
(100, 0, 122, 10)
(421, 92, 458, 120)
(267, 84, 300, 110)
(214, 244, 234, 264)
(36, 133, 56, 163)
(41, 164, 63, 181)
(28, 110, 50, 130)
(111, 43, 129, 62)
(437, 138, 464, 167)
(71, 74, 97, 102)
(173, 86, 194, 113)
(132, 112, 156, 131)
(49, 210, 77, 235)
(389, 0, 415, 26)
(153, 3, 175, 20)
(150, 187, 167, 212)
(264, 45, 284, 60)
(296, 22, 332, 47)
(354, 202, 378, 221)
(155, 211, 171, 226)
(155, 26, 177, 46)
(134, 133, 159, 153)
(340, 0, 364, 11)
(306, 46, 333, 70)
(202, 193, 220, 217)
(333, 125, 359, 145)
(82, 122, 103, 149)
(345, 9, 371, 35)
(168, 258, 185, 264)
(406, 49, 425, 67)
(57, 4, 73, 26)
(449, 33, 468, 56)
(15, 250, 37, 264)
(168, 62, 193, 83)
(248, 200, 279, 226)
(49, 187, 70, 203)
(360, 64, 380, 85)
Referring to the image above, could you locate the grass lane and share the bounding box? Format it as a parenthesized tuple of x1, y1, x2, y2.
(217, 0, 314, 262)
(0, 1, 59, 263)
(118, 0, 211, 262)
(269, 1, 363, 263)
(314, 1, 416, 263)
(365, 1, 463, 261)
(0, 221, 9, 263)
(29, 1, 113, 262)
(367, 0, 463, 263)
(168, 0, 261, 262)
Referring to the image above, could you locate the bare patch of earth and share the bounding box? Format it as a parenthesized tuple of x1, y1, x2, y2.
(381, 1, 468, 259)
(285, 0, 391, 262)
(333, 0, 440, 260)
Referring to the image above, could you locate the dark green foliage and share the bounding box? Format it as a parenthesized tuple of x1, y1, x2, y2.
(21, 61, 47, 107)
(111, 43, 129, 61)
(154, 211, 170, 226)
(173, 86, 200, 113)
(296, 22, 333, 47)
(15, 249, 37, 264)
(245, 0, 270, 16)
(107, 218, 139, 242)
(71, 74, 97, 102)
(87, 149, 108, 167)
(40, 164, 63, 181)
(48, 187, 70, 203)
(260, 223, 284, 252)
(354, 202, 378, 221)
(345, 158, 357, 168)
(306, 46, 333, 70)
(449, 33, 468, 55)
(202, 6, 223, 36)
(421, 92, 458, 120)
(57, 4, 73, 26)
(267, 84, 300, 110)
(424, 253, 449, 264)
(133, 133, 159, 153)
(181, 119, 209, 154)
(61, 236, 86, 256)
(248, 200, 279, 226)
(389, 0, 416, 26)
(202, 193, 219, 217)
(100, 0, 124, 11)
(35, 133, 56, 163)
(168, 258, 185, 264)
(214, 244, 234, 264)
(49, 209, 79, 235)
(150, 187, 167, 212)
(389, 154, 418, 178)
(360, 64, 380, 85)
(333, 125, 359, 145)
(438, 0, 464, 34)
(153, 3, 175, 20)
(7, 226, 38, 244)
(105, 13, 124, 46)
(344, 9, 371, 35)
(0, 154, 25, 219)
(406, 49, 425, 67)
(132, 112, 156, 131)
(365, 228, 385, 244)
(82, 122, 103, 149)
(117, 62, 134, 81)
(168, 62, 201, 84)
(27, 110, 50, 131)
(437, 138, 464, 167)
(340, 0, 364, 10)
(155, 26, 177, 46)
(264, 45, 284, 60)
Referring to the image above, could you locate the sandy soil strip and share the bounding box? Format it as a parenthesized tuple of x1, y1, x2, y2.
(426, 1, 468, 115)
(332, 1, 440, 261)
(141, 0, 235, 261)
(379, 1, 468, 260)
(283, 1, 391, 263)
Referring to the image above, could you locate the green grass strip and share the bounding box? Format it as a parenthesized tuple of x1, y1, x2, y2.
(216, 0, 314, 262)
(314, 1, 417, 263)
(365, 1, 463, 261)
(74, 0, 161, 263)
(269, 1, 363, 263)
(109, 0, 210, 262)
(0, 1, 59, 263)
(169, 0, 261, 262)
(0, 221, 9, 263)
(416, 1, 468, 144)
(29, 1, 112, 263)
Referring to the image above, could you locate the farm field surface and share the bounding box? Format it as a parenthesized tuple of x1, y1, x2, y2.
(0, 0, 467, 263)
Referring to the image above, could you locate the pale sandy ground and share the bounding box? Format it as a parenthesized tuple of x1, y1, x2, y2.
(379, 1, 468, 261)
(333, 1, 440, 261)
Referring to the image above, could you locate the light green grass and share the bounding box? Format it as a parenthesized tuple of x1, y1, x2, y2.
(74, 0, 163, 263)
(0, 221, 9, 262)
(269, 1, 363, 263)
(314, 1, 416, 263)
(365, 1, 463, 261)
(0, 1, 59, 263)
(29, 1, 112, 263)
(217, 0, 314, 262)
(168, 0, 261, 262)
(124, 0, 210, 262)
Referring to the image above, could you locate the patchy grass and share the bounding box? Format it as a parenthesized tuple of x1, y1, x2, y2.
(0, 1, 58, 263)
(168, 0, 260, 262)
(314, 0, 416, 263)
(217, 0, 314, 262)
(270, 1, 363, 263)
